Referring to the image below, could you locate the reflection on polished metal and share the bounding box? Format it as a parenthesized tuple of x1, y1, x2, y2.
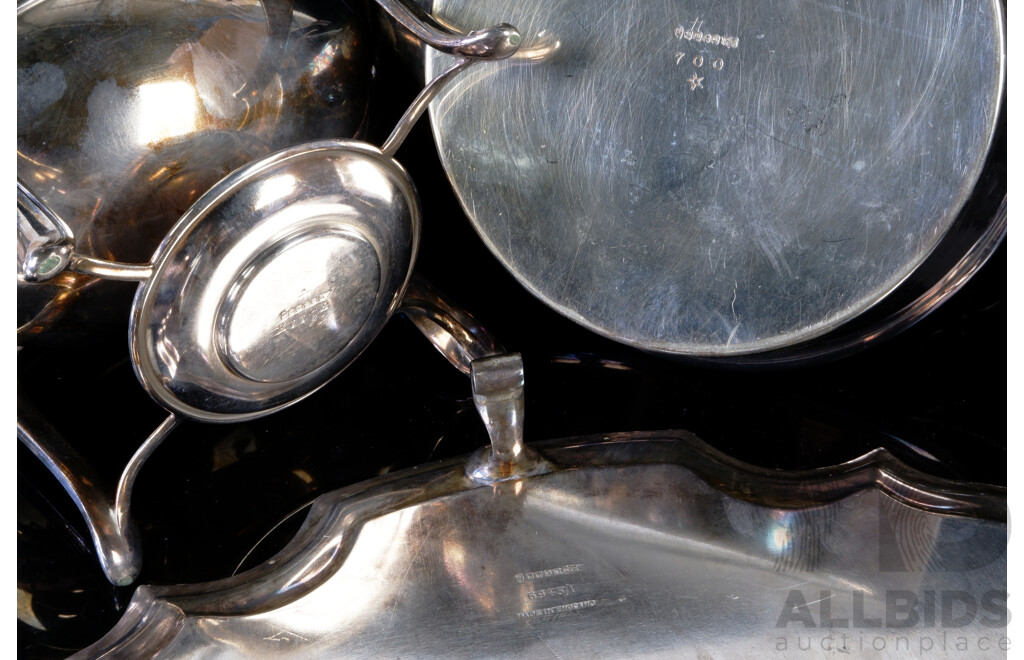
(376, 0, 520, 60)
(17, 0, 521, 584)
(17, 3, 520, 422)
(18, 0, 524, 597)
(73, 429, 1007, 658)
(19, 271, 502, 588)
(401, 274, 504, 375)
(16, 143, 418, 419)
(423, 0, 1005, 360)
(126, 140, 422, 420)
(17, 0, 374, 344)
(17, 179, 74, 283)
(16, 397, 179, 586)
(17, 397, 138, 586)
(466, 354, 552, 484)
(19, 180, 156, 283)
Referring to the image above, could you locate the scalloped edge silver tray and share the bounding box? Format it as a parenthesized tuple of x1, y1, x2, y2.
(75, 430, 1007, 659)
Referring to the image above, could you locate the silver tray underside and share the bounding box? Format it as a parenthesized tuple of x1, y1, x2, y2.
(426, 0, 1004, 356)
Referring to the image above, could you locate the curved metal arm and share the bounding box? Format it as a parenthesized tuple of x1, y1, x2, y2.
(115, 415, 180, 536)
(396, 277, 549, 483)
(17, 395, 178, 586)
(374, 0, 520, 155)
(374, 0, 520, 60)
(17, 180, 153, 283)
(17, 179, 75, 283)
(381, 57, 473, 157)
(68, 254, 153, 281)
(399, 273, 505, 375)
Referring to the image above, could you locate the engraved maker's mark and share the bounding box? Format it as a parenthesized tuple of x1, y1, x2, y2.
(516, 600, 597, 620)
(672, 18, 737, 93)
(674, 18, 740, 49)
(273, 288, 331, 336)
(528, 584, 577, 601)
(514, 564, 584, 584)
(515, 564, 593, 622)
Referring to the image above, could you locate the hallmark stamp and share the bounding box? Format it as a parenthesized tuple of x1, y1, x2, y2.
(514, 564, 584, 584)
(274, 289, 331, 334)
(674, 18, 740, 49)
(527, 584, 577, 600)
(672, 19, 736, 91)
(517, 600, 597, 620)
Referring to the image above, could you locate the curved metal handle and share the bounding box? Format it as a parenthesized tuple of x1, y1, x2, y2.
(375, 0, 520, 156)
(17, 179, 75, 283)
(18, 394, 178, 586)
(399, 273, 504, 375)
(374, 0, 520, 60)
(396, 277, 550, 482)
(17, 180, 153, 283)
(380, 57, 473, 157)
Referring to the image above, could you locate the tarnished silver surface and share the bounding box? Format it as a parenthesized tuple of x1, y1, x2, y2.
(125, 8, 519, 420)
(73, 431, 1007, 658)
(18, 135, 492, 583)
(17, 0, 372, 343)
(17, 137, 421, 422)
(425, 0, 1005, 358)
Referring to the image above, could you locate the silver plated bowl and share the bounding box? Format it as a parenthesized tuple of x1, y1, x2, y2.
(17, 0, 373, 345)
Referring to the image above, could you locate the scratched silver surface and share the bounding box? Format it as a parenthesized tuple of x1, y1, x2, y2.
(425, 0, 1004, 356)
(74, 433, 1007, 659)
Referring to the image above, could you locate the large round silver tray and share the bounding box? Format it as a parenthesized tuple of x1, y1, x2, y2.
(424, 0, 1005, 361)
